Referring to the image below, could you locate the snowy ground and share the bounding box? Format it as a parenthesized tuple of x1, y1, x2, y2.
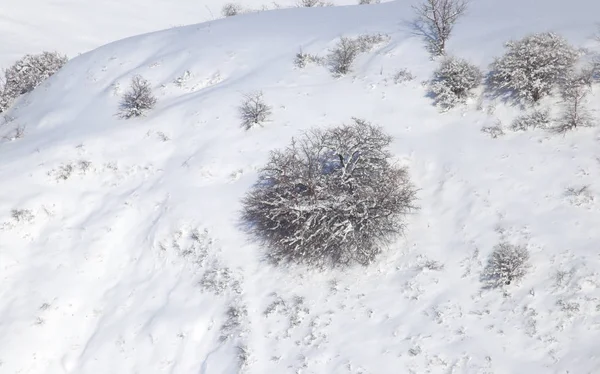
(0, 0, 386, 67)
(1, 0, 600, 373)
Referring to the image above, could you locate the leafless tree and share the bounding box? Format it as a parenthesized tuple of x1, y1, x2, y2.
(412, 0, 468, 56)
(553, 75, 595, 133)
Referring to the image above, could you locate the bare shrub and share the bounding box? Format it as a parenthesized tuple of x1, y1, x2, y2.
(242, 118, 418, 268)
(118, 75, 157, 119)
(488, 33, 580, 104)
(11, 209, 34, 223)
(510, 109, 552, 131)
(222, 3, 242, 17)
(327, 34, 389, 76)
(412, 0, 468, 56)
(429, 56, 482, 109)
(393, 69, 416, 84)
(552, 74, 595, 133)
(297, 0, 331, 6)
(481, 122, 505, 138)
(355, 33, 390, 52)
(239, 91, 272, 129)
(328, 37, 361, 76)
(481, 243, 530, 288)
(564, 185, 594, 206)
(0, 51, 68, 113)
(294, 50, 325, 68)
(359, 0, 381, 4)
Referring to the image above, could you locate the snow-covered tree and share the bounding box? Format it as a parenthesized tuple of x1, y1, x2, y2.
(0, 51, 68, 113)
(242, 118, 418, 268)
(118, 75, 157, 119)
(488, 33, 580, 104)
(481, 243, 530, 288)
(429, 56, 482, 109)
(239, 91, 272, 129)
(413, 0, 468, 56)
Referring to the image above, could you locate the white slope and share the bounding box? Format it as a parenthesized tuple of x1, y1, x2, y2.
(0, 0, 380, 67)
(1, 1, 600, 373)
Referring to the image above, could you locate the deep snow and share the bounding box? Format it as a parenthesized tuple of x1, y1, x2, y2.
(1, 1, 600, 373)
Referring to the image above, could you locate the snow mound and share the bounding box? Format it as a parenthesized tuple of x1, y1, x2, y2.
(1, 1, 600, 373)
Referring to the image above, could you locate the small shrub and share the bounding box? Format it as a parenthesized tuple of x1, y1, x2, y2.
(481, 122, 505, 138)
(328, 37, 361, 76)
(294, 51, 325, 68)
(326, 34, 389, 76)
(222, 3, 242, 17)
(488, 33, 580, 104)
(359, 0, 381, 4)
(511, 109, 552, 131)
(0, 51, 68, 113)
(393, 69, 416, 84)
(481, 243, 530, 288)
(355, 33, 390, 52)
(118, 75, 157, 119)
(242, 118, 418, 268)
(297, 0, 331, 6)
(429, 56, 482, 109)
(239, 91, 272, 129)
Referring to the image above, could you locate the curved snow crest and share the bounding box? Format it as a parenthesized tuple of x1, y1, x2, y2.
(1, 1, 600, 373)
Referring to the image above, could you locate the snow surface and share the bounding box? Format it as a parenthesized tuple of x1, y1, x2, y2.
(0, 0, 386, 67)
(2, 0, 600, 373)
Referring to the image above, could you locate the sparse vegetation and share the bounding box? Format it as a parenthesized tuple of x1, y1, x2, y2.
(242, 118, 417, 268)
(297, 0, 332, 7)
(294, 50, 325, 68)
(393, 68, 416, 84)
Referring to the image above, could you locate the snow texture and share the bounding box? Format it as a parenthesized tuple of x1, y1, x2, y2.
(1, 1, 600, 374)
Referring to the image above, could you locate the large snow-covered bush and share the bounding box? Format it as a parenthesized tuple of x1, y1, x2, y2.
(242, 118, 417, 268)
(429, 56, 482, 109)
(488, 33, 580, 104)
(481, 243, 530, 288)
(0, 51, 68, 113)
(118, 75, 157, 119)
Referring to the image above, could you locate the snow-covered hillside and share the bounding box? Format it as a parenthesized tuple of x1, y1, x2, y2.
(1, 1, 600, 373)
(0, 0, 386, 67)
